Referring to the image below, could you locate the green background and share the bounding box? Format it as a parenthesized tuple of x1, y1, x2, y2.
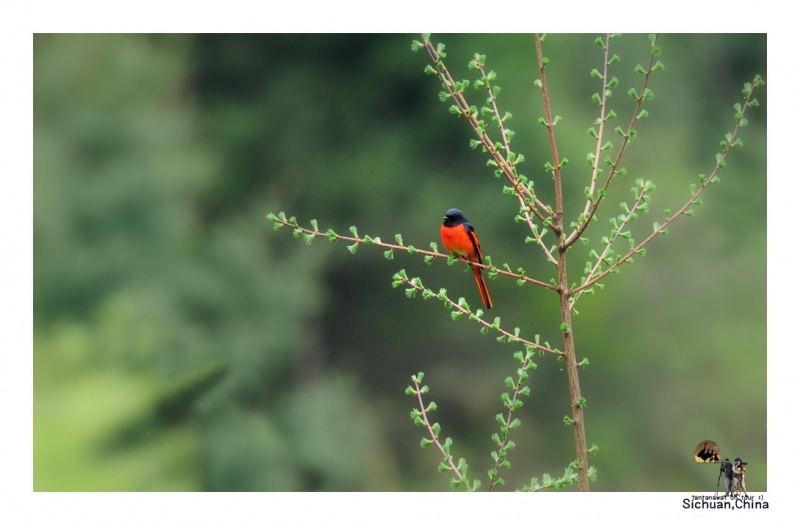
(33, 34, 766, 491)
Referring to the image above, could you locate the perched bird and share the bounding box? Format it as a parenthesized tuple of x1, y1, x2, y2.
(440, 208, 492, 309)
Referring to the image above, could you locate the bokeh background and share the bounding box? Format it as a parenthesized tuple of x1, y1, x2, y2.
(33, 34, 766, 491)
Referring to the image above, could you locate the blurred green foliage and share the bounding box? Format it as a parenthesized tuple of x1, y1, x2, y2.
(34, 34, 766, 491)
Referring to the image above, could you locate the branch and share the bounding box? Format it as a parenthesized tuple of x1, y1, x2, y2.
(534, 33, 565, 229)
(520, 466, 583, 492)
(487, 347, 536, 491)
(570, 74, 764, 298)
(570, 180, 652, 309)
(565, 34, 662, 249)
(518, 206, 559, 266)
(394, 271, 560, 357)
(419, 36, 555, 229)
(268, 213, 558, 291)
(407, 373, 478, 491)
(478, 60, 513, 159)
(574, 34, 612, 245)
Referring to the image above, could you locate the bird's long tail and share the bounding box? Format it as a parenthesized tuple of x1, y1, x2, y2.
(472, 266, 492, 309)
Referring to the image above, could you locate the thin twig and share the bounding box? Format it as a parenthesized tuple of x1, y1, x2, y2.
(411, 377, 468, 486)
(270, 216, 559, 291)
(486, 351, 534, 492)
(474, 56, 558, 266)
(580, 34, 611, 229)
(565, 34, 661, 249)
(519, 206, 558, 266)
(399, 274, 559, 356)
(570, 75, 761, 297)
(422, 38, 555, 228)
(570, 182, 649, 309)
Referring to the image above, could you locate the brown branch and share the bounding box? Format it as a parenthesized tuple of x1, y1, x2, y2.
(472, 54, 559, 266)
(478, 62, 512, 160)
(535, 33, 590, 492)
(399, 275, 559, 356)
(269, 215, 559, 291)
(534, 35, 564, 221)
(487, 350, 535, 492)
(570, 182, 649, 309)
(422, 37, 555, 229)
(565, 34, 661, 249)
(570, 75, 762, 297)
(578, 34, 611, 234)
(410, 376, 469, 488)
(519, 206, 559, 266)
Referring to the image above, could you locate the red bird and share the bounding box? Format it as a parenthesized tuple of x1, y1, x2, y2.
(440, 208, 493, 309)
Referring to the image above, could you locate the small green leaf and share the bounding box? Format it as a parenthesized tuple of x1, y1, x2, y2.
(326, 229, 338, 243)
